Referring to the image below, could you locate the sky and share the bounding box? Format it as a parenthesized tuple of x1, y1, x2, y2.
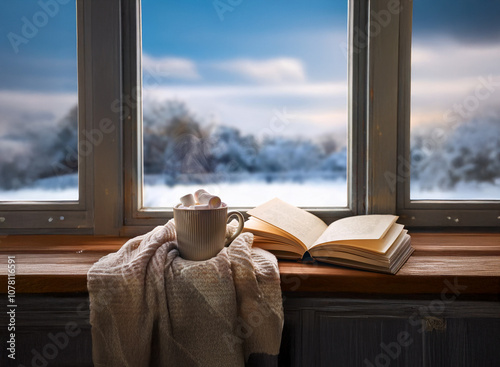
(0, 0, 499, 166)
(0, 0, 77, 139)
(141, 0, 349, 142)
(410, 0, 500, 129)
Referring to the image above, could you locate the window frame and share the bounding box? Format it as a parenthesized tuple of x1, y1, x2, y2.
(0, 0, 93, 234)
(121, 0, 368, 234)
(2, 0, 498, 235)
(395, 0, 500, 227)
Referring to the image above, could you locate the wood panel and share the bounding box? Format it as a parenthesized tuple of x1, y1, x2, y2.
(317, 316, 423, 367)
(1, 294, 499, 367)
(283, 297, 500, 367)
(0, 294, 93, 367)
(423, 318, 500, 367)
(278, 309, 301, 367)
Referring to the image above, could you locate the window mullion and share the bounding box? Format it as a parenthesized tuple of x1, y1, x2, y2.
(366, 0, 401, 214)
(89, 0, 124, 235)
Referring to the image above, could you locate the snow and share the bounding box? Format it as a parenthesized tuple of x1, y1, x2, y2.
(1, 178, 497, 205)
(0, 174, 78, 201)
(143, 179, 348, 208)
(411, 180, 500, 200)
(0, 187, 78, 202)
(0, 98, 498, 204)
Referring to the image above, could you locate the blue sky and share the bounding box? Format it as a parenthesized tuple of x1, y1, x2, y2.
(0, 1, 77, 92)
(1, 0, 499, 140)
(410, 0, 500, 129)
(413, 0, 500, 44)
(141, 0, 349, 92)
(1, 0, 499, 92)
(142, 0, 347, 82)
(140, 0, 349, 140)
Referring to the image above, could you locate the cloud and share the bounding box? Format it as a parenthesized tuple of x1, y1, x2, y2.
(142, 54, 200, 81)
(412, 41, 500, 81)
(213, 58, 307, 84)
(142, 82, 347, 141)
(411, 40, 500, 126)
(143, 82, 345, 99)
(0, 91, 77, 135)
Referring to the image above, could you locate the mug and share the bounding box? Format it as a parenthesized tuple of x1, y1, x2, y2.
(173, 206, 245, 261)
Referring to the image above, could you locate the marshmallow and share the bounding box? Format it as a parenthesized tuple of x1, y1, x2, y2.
(180, 193, 196, 207)
(197, 193, 221, 208)
(194, 189, 221, 208)
(176, 203, 193, 209)
(194, 204, 210, 210)
(194, 189, 209, 202)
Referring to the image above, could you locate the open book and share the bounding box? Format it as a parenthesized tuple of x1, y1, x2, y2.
(243, 198, 414, 274)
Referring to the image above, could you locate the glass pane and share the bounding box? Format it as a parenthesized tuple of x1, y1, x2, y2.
(410, 1, 500, 200)
(142, 0, 348, 208)
(0, 1, 78, 201)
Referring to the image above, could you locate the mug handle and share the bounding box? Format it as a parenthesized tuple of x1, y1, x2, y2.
(225, 211, 245, 246)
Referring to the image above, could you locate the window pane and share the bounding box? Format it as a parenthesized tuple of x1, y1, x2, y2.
(142, 0, 348, 208)
(410, 1, 500, 200)
(0, 1, 78, 201)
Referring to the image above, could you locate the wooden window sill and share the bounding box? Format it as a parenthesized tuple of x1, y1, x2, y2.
(0, 233, 499, 297)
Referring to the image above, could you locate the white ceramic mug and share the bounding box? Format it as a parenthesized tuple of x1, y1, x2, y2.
(173, 206, 244, 261)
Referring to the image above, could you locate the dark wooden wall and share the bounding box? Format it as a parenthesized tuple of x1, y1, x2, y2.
(1, 294, 499, 367)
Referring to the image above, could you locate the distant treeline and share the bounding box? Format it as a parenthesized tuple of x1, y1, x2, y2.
(0, 100, 499, 191)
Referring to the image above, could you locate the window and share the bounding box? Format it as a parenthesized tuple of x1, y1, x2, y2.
(396, 0, 500, 226)
(0, 0, 93, 233)
(2, 0, 498, 234)
(410, 0, 500, 201)
(140, 0, 349, 209)
(124, 0, 366, 229)
(0, 1, 78, 200)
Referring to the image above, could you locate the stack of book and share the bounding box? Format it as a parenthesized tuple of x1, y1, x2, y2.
(243, 198, 413, 274)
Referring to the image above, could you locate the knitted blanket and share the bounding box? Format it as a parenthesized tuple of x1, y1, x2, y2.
(87, 220, 283, 367)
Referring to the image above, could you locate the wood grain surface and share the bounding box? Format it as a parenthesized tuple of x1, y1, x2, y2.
(0, 233, 499, 295)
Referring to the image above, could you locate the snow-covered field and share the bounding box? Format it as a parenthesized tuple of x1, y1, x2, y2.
(143, 180, 348, 208)
(0, 174, 349, 206)
(0, 175, 498, 205)
(0, 187, 78, 202)
(411, 181, 500, 201)
(0, 175, 79, 201)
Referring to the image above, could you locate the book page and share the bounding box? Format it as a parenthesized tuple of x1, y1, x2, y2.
(310, 223, 404, 254)
(244, 217, 307, 250)
(312, 215, 398, 248)
(247, 198, 328, 249)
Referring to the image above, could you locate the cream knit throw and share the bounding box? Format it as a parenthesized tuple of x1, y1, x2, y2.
(87, 220, 283, 367)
